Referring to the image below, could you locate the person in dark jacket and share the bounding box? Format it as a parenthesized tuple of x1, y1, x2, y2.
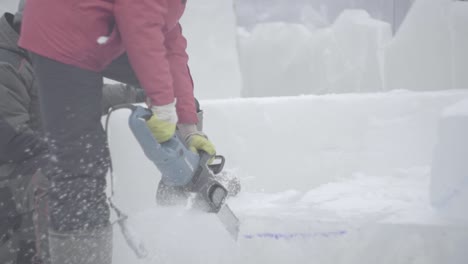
(0, 7, 145, 264)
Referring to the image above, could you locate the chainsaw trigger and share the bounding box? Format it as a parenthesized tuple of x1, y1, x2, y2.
(208, 155, 225, 174)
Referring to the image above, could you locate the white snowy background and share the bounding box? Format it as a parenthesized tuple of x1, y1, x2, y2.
(1, 0, 468, 263)
(0, 0, 16, 14)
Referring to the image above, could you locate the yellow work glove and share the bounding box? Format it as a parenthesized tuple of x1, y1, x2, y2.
(146, 102, 177, 143)
(187, 134, 216, 156)
(178, 124, 216, 156)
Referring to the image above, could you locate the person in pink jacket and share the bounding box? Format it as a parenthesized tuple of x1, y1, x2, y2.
(18, 0, 216, 263)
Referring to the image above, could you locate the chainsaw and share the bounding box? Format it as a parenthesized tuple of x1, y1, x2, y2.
(106, 104, 240, 258)
(128, 105, 240, 221)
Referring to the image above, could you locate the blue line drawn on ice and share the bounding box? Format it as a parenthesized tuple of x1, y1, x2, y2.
(243, 230, 347, 240)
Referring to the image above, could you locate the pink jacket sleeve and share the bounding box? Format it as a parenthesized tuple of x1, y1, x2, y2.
(164, 24, 197, 124)
(114, 0, 197, 124)
(113, 0, 172, 106)
(113, 0, 171, 105)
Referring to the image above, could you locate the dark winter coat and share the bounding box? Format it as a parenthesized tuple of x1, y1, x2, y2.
(0, 12, 145, 263)
(0, 12, 42, 181)
(0, 13, 145, 182)
(0, 13, 47, 264)
(19, 0, 198, 124)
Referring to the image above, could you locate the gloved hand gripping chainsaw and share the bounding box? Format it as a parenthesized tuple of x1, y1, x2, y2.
(112, 105, 240, 242)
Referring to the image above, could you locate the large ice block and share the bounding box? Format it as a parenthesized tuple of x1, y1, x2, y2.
(384, 0, 468, 91)
(238, 22, 312, 97)
(180, 0, 242, 99)
(311, 10, 391, 94)
(449, 2, 468, 90)
(238, 10, 392, 97)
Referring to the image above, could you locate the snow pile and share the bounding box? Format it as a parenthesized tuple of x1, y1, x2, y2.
(234, 169, 431, 222)
(180, 0, 242, 99)
(239, 10, 392, 97)
(113, 168, 467, 264)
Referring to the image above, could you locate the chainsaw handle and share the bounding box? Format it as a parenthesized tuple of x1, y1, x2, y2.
(209, 155, 225, 175)
(196, 151, 225, 174)
(128, 106, 200, 186)
(198, 151, 213, 166)
(131, 106, 153, 121)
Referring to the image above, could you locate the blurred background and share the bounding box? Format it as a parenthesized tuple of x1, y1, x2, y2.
(2, 0, 466, 99)
(181, 0, 467, 99)
(235, 0, 415, 33)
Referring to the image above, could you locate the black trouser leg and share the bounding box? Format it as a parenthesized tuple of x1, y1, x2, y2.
(31, 54, 110, 233)
(102, 54, 141, 87)
(0, 185, 21, 264)
(14, 159, 50, 264)
(0, 154, 50, 264)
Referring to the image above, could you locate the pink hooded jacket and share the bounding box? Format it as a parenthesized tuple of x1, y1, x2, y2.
(19, 0, 197, 124)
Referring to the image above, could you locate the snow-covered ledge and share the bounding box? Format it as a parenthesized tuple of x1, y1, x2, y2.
(431, 99, 468, 220)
